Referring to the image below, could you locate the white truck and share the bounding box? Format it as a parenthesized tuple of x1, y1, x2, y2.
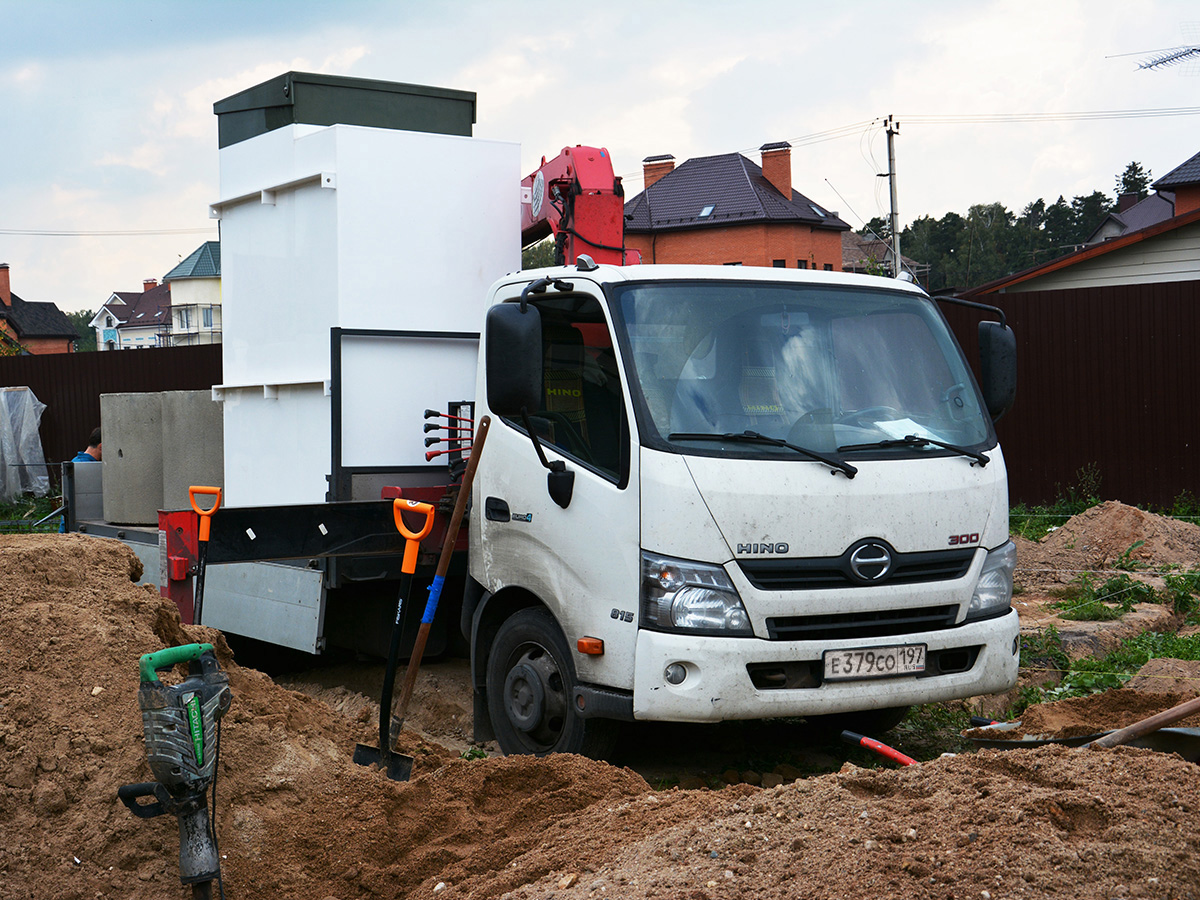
(466, 259, 1019, 756)
(79, 74, 1019, 760)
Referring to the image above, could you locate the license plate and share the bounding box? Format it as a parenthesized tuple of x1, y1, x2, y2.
(823, 644, 926, 682)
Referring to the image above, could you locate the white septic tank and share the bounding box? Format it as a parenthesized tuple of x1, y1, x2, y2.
(210, 79, 519, 507)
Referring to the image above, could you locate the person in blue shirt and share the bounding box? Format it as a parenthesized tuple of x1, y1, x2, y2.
(72, 427, 102, 463)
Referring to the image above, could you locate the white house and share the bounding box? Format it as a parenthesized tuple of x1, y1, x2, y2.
(163, 241, 221, 346)
(90, 280, 171, 350)
(90, 242, 221, 350)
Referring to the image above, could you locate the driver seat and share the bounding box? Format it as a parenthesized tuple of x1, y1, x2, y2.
(542, 323, 589, 447)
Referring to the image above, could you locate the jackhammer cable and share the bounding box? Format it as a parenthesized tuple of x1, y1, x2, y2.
(211, 719, 226, 900)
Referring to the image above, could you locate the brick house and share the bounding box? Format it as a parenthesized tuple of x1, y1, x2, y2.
(622, 142, 850, 269)
(0, 263, 79, 354)
(1154, 149, 1200, 217)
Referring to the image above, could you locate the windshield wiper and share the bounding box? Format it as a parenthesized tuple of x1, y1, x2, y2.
(668, 430, 857, 478)
(837, 434, 990, 467)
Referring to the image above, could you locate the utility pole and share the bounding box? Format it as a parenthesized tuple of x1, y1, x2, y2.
(885, 115, 902, 278)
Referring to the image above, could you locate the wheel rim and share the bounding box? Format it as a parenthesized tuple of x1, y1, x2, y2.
(501, 641, 569, 752)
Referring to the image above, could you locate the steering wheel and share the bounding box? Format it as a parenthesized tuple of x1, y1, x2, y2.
(536, 411, 595, 464)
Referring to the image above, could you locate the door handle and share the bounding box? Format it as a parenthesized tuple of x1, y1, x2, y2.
(484, 497, 510, 522)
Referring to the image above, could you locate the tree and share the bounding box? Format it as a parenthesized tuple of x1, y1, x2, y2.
(521, 238, 556, 269)
(1115, 161, 1153, 202)
(66, 310, 96, 352)
(859, 216, 891, 241)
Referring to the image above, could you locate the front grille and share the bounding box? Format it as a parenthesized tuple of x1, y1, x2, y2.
(766, 605, 959, 642)
(740, 547, 975, 591)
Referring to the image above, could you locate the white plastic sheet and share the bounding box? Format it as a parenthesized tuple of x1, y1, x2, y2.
(0, 386, 50, 502)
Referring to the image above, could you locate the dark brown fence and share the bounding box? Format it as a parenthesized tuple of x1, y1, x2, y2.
(4, 283, 1197, 509)
(0, 345, 222, 470)
(942, 279, 1200, 508)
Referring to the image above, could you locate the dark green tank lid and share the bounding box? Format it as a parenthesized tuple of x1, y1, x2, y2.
(213, 72, 476, 148)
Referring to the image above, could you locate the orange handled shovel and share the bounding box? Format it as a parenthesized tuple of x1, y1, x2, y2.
(353, 499, 435, 781)
(188, 486, 222, 626)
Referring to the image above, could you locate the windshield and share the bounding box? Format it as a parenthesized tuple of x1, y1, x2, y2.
(610, 280, 992, 457)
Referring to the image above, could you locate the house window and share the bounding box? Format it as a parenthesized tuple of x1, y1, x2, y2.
(105, 316, 113, 327)
(823, 263, 833, 271)
(797, 260, 808, 269)
(179, 308, 191, 329)
(202, 307, 213, 328)
(772, 259, 785, 268)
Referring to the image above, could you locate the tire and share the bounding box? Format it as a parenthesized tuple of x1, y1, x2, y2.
(807, 705, 911, 737)
(486, 607, 619, 758)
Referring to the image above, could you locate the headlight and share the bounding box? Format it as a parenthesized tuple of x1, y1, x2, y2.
(640, 551, 752, 636)
(966, 540, 1016, 621)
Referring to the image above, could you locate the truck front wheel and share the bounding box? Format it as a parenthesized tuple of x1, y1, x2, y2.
(486, 608, 619, 758)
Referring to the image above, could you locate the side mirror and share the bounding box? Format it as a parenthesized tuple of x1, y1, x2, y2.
(485, 303, 542, 416)
(978, 321, 1016, 421)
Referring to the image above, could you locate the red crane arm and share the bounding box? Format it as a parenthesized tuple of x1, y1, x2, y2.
(520, 146, 640, 266)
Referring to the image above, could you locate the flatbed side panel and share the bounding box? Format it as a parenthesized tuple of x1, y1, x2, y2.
(128, 538, 327, 654)
(201, 563, 326, 654)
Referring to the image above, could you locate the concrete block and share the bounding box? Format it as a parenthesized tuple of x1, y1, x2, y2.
(161, 391, 224, 511)
(101, 393, 164, 525)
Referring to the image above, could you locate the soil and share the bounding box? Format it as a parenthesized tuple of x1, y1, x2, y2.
(3, 502, 1200, 900)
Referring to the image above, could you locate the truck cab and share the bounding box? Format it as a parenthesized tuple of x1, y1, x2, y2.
(468, 262, 1020, 757)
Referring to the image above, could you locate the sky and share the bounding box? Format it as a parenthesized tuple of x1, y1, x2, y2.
(2, 0, 1198, 313)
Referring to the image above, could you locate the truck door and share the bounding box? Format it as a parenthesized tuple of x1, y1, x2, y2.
(475, 287, 641, 716)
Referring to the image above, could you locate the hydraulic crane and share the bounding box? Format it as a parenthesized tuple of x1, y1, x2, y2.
(520, 145, 641, 266)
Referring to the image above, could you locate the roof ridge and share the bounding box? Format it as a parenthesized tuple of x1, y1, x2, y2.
(737, 154, 767, 218)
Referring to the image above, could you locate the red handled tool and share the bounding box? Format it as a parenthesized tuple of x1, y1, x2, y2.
(841, 730, 917, 766)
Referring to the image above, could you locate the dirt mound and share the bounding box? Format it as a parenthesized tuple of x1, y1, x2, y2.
(0, 535, 648, 899)
(4, 533, 1200, 899)
(1016, 501, 1200, 591)
(477, 746, 1200, 900)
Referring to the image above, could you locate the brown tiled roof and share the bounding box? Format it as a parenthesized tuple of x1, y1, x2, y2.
(1153, 150, 1200, 190)
(101, 284, 171, 328)
(624, 152, 850, 233)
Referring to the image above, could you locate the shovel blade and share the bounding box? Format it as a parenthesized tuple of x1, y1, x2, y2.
(352, 743, 414, 781)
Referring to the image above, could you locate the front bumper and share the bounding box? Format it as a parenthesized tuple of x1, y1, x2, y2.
(631, 608, 1019, 722)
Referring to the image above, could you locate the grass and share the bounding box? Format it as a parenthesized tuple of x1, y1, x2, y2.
(1007, 628, 1200, 717)
(0, 493, 63, 533)
(1048, 571, 1161, 621)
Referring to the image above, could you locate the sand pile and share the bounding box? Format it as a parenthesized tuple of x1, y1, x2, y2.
(3, 533, 1200, 899)
(0, 535, 648, 899)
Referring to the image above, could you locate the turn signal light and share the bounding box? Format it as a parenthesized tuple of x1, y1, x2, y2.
(576, 636, 604, 655)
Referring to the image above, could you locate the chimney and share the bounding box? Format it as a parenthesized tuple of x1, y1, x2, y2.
(1117, 192, 1139, 213)
(760, 141, 792, 198)
(143, 278, 158, 292)
(643, 154, 675, 189)
(0, 263, 9, 308)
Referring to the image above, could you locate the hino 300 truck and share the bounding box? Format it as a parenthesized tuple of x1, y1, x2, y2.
(80, 73, 1018, 760)
(468, 259, 1018, 756)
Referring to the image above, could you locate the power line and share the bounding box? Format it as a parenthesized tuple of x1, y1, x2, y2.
(617, 104, 1200, 186)
(903, 106, 1200, 124)
(0, 227, 217, 237)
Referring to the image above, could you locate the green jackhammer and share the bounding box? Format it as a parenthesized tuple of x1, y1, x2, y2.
(118, 643, 232, 899)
